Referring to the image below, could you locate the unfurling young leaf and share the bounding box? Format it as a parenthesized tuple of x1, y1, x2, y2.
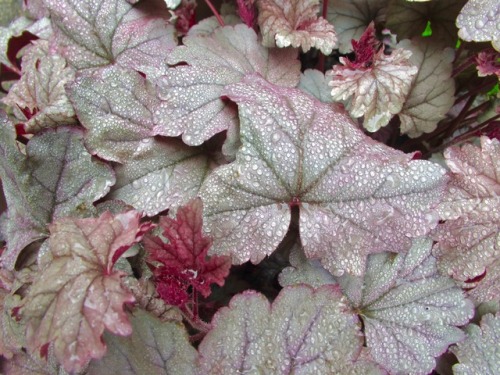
(328, 23, 418, 131)
(432, 137, 500, 303)
(256, 0, 337, 54)
(20, 211, 153, 373)
(0, 113, 115, 270)
(336, 237, 474, 375)
(143, 198, 231, 307)
(201, 74, 447, 276)
(198, 285, 382, 374)
(452, 313, 500, 375)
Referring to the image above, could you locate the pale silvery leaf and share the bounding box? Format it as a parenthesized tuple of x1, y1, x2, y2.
(200, 75, 447, 276)
(278, 243, 336, 287)
(328, 25, 418, 132)
(432, 137, 500, 303)
(298, 69, 334, 103)
(0, 114, 115, 269)
(164, 0, 181, 9)
(187, 14, 241, 37)
(256, 0, 337, 54)
(397, 38, 455, 138)
(337, 237, 474, 375)
(326, 0, 388, 53)
(68, 66, 163, 163)
(2, 40, 76, 133)
(456, 0, 500, 51)
(109, 138, 219, 216)
(198, 285, 381, 374)
(0, 0, 22, 26)
(42, 0, 177, 71)
(21, 211, 151, 373)
(386, 0, 467, 47)
(155, 24, 300, 146)
(452, 313, 500, 375)
(87, 309, 197, 375)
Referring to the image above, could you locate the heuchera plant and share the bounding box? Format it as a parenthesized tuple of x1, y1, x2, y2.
(0, 0, 499, 374)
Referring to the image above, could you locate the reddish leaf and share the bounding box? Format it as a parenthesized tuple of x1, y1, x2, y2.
(20, 211, 152, 373)
(143, 199, 231, 306)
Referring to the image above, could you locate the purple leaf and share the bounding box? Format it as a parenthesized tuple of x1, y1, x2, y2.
(20, 211, 151, 373)
(0, 113, 116, 269)
(198, 285, 381, 374)
(397, 38, 456, 138)
(2, 40, 76, 133)
(42, 0, 177, 71)
(87, 309, 197, 375)
(155, 24, 301, 146)
(200, 74, 447, 276)
(457, 0, 500, 51)
(337, 237, 474, 375)
(256, 0, 337, 54)
(432, 137, 500, 303)
(452, 313, 500, 374)
(326, 0, 388, 53)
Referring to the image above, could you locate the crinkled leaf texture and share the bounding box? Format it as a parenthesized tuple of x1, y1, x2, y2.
(144, 198, 231, 306)
(43, 0, 177, 71)
(87, 309, 197, 375)
(200, 74, 447, 276)
(2, 40, 76, 133)
(432, 137, 500, 303)
(20, 211, 152, 373)
(0, 114, 115, 270)
(456, 0, 500, 51)
(328, 25, 418, 132)
(198, 285, 383, 374)
(326, 0, 388, 53)
(256, 0, 337, 54)
(452, 313, 500, 375)
(155, 24, 300, 146)
(386, 0, 467, 47)
(397, 38, 455, 138)
(337, 237, 474, 375)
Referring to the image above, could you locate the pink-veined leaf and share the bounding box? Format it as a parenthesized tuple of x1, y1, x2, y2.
(326, 0, 388, 53)
(452, 313, 500, 374)
(20, 211, 152, 373)
(143, 198, 231, 307)
(0, 343, 71, 375)
(87, 309, 197, 375)
(396, 38, 455, 138)
(457, 0, 500, 51)
(0, 114, 115, 270)
(431, 137, 500, 303)
(2, 40, 76, 133)
(198, 285, 383, 374)
(155, 24, 300, 146)
(42, 0, 177, 71)
(386, 0, 468, 47)
(256, 0, 337, 54)
(298, 69, 334, 103)
(328, 23, 418, 132)
(336, 237, 474, 375)
(200, 74, 447, 276)
(476, 49, 500, 78)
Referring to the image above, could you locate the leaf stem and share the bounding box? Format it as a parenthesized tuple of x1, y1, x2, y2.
(204, 0, 224, 26)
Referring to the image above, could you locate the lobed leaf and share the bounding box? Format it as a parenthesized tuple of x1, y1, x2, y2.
(0, 114, 115, 269)
(452, 313, 500, 375)
(2, 40, 76, 133)
(20, 211, 151, 373)
(432, 137, 500, 303)
(397, 38, 455, 138)
(328, 24, 418, 131)
(198, 285, 380, 374)
(256, 0, 337, 54)
(155, 24, 300, 146)
(201, 74, 447, 276)
(337, 237, 474, 375)
(87, 309, 198, 375)
(42, 0, 177, 71)
(298, 69, 334, 103)
(456, 0, 500, 51)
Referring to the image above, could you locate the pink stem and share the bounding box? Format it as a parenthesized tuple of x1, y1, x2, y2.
(204, 0, 225, 26)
